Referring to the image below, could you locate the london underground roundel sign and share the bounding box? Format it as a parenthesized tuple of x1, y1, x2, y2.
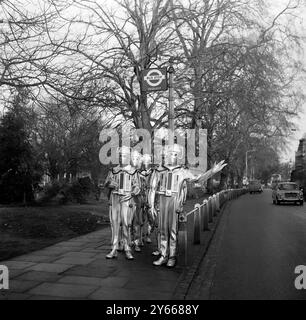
(142, 68, 168, 92)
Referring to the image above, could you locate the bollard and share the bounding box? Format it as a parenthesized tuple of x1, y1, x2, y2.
(178, 211, 188, 266)
(211, 196, 215, 217)
(202, 200, 209, 231)
(213, 194, 217, 216)
(220, 191, 224, 207)
(215, 193, 220, 212)
(194, 204, 201, 244)
(208, 197, 213, 223)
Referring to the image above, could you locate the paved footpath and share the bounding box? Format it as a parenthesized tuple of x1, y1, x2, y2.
(0, 226, 185, 300)
(0, 195, 226, 300)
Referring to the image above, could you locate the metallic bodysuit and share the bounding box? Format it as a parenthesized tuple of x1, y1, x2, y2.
(105, 164, 140, 259)
(139, 167, 155, 245)
(149, 162, 217, 267)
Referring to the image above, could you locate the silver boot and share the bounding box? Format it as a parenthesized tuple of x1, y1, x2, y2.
(153, 256, 167, 266)
(125, 250, 134, 260)
(106, 249, 118, 259)
(166, 257, 176, 268)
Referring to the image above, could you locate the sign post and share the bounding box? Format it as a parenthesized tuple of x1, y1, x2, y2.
(142, 68, 168, 92)
(141, 63, 174, 144)
(168, 58, 175, 134)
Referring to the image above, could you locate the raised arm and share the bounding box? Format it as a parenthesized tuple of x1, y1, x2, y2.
(197, 160, 227, 183)
(185, 160, 227, 183)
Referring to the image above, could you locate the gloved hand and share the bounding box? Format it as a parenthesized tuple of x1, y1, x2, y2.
(109, 181, 119, 190)
(148, 207, 158, 221)
(212, 160, 227, 175)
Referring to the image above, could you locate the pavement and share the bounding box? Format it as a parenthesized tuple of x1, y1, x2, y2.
(186, 189, 306, 300)
(0, 196, 220, 300)
(0, 228, 185, 300)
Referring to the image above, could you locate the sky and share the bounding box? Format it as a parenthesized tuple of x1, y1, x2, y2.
(1, 0, 306, 163)
(55, 0, 306, 163)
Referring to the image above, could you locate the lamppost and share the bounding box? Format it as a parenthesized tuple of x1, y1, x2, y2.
(288, 159, 293, 181)
(245, 149, 255, 182)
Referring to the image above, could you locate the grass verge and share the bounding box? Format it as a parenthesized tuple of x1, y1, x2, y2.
(0, 202, 110, 261)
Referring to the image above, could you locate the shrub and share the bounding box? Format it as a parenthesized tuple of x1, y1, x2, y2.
(37, 177, 97, 205)
(37, 182, 62, 204)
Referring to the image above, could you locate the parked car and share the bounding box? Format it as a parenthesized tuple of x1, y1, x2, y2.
(248, 180, 263, 194)
(272, 182, 304, 206)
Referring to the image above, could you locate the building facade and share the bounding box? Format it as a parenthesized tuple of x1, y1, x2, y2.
(291, 135, 306, 185)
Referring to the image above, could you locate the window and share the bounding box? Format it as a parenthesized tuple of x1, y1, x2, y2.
(278, 184, 298, 191)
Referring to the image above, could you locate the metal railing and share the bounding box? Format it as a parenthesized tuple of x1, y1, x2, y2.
(177, 188, 248, 266)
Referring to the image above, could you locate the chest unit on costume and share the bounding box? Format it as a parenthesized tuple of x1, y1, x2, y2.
(111, 167, 138, 196)
(158, 166, 183, 197)
(119, 171, 132, 194)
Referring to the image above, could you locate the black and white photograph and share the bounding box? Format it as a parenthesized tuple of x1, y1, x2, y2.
(0, 0, 306, 304)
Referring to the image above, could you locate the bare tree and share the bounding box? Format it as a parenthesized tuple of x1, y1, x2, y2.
(34, 94, 106, 182)
(0, 0, 72, 90)
(48, 0, 179, 131)
(169, 0, 304, 186)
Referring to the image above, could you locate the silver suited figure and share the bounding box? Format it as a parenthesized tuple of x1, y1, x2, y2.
(104, 146, 141, 260)
(130, 150, 144, 252)
(138, 154, 155, 246)
(148, 144, 226, 267)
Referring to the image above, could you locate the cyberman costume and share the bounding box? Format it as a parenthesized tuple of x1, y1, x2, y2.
(105, 147, 141, 260)
(149, 144, 226, 268)
(138, 154, 155, 247)
(130, 150, 144, 252)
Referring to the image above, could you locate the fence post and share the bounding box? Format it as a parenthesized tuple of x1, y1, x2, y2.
(178, 210, 188, 266)
(220, 191, 224, 207)
(208, 196, 213, 223)
(215, 193, 220, 213)
(194, 204, 201, 244)
(202, 199, 209, 231)
(211, 195, 215, 216)
(213, 194, 217, 216)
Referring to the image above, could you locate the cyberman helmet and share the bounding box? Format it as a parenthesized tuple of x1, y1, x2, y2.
(117, 146, 131, 165)
(131, 149, 142, 168)
(164, 144, 184, 159)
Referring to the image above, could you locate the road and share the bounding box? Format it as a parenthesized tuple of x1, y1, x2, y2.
(187, 189, 306, 300)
